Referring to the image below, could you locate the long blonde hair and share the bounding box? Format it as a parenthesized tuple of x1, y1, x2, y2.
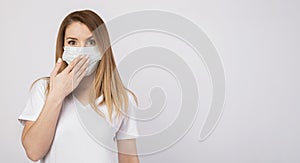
(30, 9, 138, 123)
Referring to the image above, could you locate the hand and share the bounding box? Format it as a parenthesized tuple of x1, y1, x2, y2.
(49, 55, 89, 100)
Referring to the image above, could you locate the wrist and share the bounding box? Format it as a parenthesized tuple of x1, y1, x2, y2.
(47, 91, 65, 104)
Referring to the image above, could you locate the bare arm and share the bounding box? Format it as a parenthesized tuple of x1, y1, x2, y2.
(21, 93, 64, 161)
(117, 139, 140, 163)
(21, 56, 89, 161)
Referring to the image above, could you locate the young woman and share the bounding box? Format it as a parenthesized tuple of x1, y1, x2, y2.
(18, 9, 140, 163)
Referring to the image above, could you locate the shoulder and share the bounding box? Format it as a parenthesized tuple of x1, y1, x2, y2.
(31, 77, 49, 87)
(124, 90, 139, 119)
(29, 77, 49, 94)
(126, 90, 138, 108)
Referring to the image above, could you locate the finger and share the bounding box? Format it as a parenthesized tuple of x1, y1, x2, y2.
(50, 76, 52, 91)
(50, 58, 63, 77)
(50, 58, 62, 91)
(76, 66, 88, 83)
(76, 60, 89, 78)
(72, 56, 89, 75)
(63, 55, 83, 73)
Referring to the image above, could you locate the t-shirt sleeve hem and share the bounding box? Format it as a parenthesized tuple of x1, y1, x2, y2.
(114, 128, 140, 141)
(18, 115, 38, 126)
(115, 133, 139, 141)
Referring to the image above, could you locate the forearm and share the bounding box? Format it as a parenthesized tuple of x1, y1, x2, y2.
(22, 92, 64, 161)
(118, 153, 140, 163)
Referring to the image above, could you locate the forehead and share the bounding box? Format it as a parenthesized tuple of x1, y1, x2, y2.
(65, 21, 92, 38)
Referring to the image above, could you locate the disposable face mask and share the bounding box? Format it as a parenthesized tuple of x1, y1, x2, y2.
(62, 46, 102, 76)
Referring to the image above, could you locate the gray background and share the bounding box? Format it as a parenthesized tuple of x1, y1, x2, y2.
(1, 0, 299, 162)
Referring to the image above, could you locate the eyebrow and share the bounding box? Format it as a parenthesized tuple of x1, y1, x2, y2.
(66, 35, 94, 40)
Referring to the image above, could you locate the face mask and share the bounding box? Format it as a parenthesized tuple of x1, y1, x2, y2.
(62, 46, 102, 76)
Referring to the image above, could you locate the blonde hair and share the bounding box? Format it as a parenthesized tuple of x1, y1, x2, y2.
(30, 9, 138, 123)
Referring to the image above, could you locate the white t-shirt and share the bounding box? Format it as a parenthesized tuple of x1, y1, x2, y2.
(18, 79, 139, 163)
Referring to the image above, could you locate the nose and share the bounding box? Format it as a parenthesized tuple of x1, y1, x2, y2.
(78, 41, 87, 47)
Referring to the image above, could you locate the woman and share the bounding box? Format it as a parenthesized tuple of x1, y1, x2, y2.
(18, 9, 140, 163)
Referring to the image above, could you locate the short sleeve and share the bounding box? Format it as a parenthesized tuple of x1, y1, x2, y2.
(115, 93, 140, 140)
(17, 79, 48, 126)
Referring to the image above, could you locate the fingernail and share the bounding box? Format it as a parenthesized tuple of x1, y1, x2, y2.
(58, 58, 62, 63)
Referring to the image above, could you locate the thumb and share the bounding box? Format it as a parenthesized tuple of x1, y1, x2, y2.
(51, 58, 62, 77)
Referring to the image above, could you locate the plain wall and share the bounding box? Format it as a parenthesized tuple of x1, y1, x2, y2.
(0, 0, 299, 162)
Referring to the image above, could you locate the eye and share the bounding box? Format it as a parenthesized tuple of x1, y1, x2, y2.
(67, 40, 76, 46)
(86, 39, 96, 46)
